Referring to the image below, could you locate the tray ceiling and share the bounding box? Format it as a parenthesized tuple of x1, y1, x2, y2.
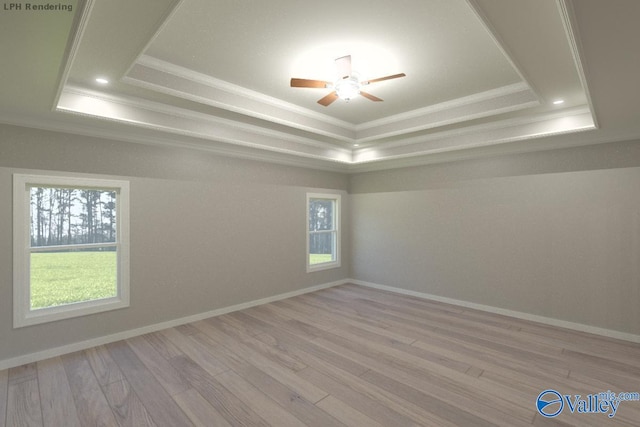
(2, 0, 639, 171)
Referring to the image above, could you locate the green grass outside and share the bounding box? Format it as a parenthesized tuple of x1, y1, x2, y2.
(30, 251, 117, 309)
(309, 253, 334, 265)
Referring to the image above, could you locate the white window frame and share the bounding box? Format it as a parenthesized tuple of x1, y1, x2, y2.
(306, 192, 341, 273)
(13, 174, 130, 328)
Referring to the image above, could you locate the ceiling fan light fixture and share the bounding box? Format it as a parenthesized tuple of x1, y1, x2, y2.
(335, 76, 361, 100)
(290, 55, 405, 106)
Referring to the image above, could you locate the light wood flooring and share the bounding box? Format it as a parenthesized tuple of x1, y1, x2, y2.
(2, 283, 640, 426)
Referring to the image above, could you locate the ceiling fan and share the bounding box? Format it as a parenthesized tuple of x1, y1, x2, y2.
(290, 55, 406, 106)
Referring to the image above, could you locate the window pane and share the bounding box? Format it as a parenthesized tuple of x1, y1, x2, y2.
(309, 199, 334, 231)
(30, 187, 117, 247)
(30, 248, 117, 309)
(309, 232, 336, 265)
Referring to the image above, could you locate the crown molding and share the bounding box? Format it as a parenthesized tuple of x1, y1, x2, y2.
(125, 56, 356, 142)
(356, 82, 532, 131)
(346, 127, 600, 173)
(368, 105, 592, 151)
(62, 84, 347, 152)
(556, 0, 599, 128)
(355, 83, 539, 143)
(56, 85, 352, 162)
(52, 0, 95, 110)
(351, 106, 595, 165)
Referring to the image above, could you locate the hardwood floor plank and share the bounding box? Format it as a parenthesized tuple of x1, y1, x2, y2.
(389, 315, 571, 377)
(215, 313, 265, 337)
(8, 364, 37, 384)
(280, 297, 417, 344)
(531, 413, 580, 426)
(562, 347, 640, 379)
(409, 331, 566, 382)
(248, 304, 328, 339)
(517, 326, 640, 368)
(405, 324, 570, 378)
(298, 366, 443, 427)
(269, 300, 338, 330)
(172, 388, 232, 427)
(295, 293, 392, 329)
(327, 322, 472, 374)
(6, 364, 43, 427)
(142, 332, 185, 360)
(289, 340, 460, 427)
(205, 316, 307, 372)
(359, 369, 498, 427)
(36, 357, 80, 427)
(230, 311, 370, 377)
(169, 355, 270, 427)
(102, 379, 156, 427)
(519, 319, 640, 358)
(61, 351, 117, 427)
(320, 289, 565, 359)
(0, 369, 8, 427)
(160, 328, 229, 377)
(315, 395, 387, 427)
(328, 285, 465, 317)
(253, 330, 370, 378)
(311, 333, 536, 426)
(215, 370, 307, 427)
(185, 323, 345, 426)
(194, 319, 329, 404)
(105, 341, 193, 427)
(85, 345, 125, 387)
(125, 335, 190, 396)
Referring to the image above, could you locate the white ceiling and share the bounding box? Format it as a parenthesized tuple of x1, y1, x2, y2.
(1, 0, 639, 172)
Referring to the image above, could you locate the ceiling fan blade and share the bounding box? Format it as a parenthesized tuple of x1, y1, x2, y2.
(317, 91, 339, 106)
(362, 73, 406, 85)
(360, 91, 383, 102)
(335, 55, 352, 80)
(290, 78, 331, 88)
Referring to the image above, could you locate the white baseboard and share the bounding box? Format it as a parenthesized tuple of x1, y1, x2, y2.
(0, 279, 347, 371)
(350, 279, 640, 344)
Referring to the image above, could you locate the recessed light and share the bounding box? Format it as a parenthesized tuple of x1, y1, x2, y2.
(353, 144, 360, 147)
(553, 99, 564, 105)
(95, 77, 109, 84)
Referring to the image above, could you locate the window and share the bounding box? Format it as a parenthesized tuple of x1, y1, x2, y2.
(307, 193, 340, 272)
(13, 174, 129, 327)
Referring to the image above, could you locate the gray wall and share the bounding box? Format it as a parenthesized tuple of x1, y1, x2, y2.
(350, 141, 640, 335)
(0, 124, 349, 362)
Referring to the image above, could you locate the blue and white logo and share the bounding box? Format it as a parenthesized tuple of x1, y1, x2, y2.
(536, 389, 639, 418)
(537, 389, 564, 418)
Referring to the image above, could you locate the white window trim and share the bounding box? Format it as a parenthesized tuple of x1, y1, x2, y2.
(306, 192, 341, 273)
(13, 174, 130, 328)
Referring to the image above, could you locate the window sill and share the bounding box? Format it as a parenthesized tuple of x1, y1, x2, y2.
(307, 261, 341, 273)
